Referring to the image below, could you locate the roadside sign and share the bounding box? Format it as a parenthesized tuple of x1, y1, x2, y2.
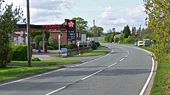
(61, 48, 68, 57)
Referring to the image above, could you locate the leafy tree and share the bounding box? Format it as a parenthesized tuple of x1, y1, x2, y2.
(105, 29, 115, 43)
(31, 30, 50, 41)
(72, 17, 88, 33)
(122, 25, 131, 38)
(34, 35, 43, 49)
(90, 26, 104, 37)
(0, 1, 23, 67)
(144, 0, 170, 58)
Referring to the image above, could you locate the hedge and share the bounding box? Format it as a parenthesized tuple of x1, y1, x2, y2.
(12, 45, 27, 61)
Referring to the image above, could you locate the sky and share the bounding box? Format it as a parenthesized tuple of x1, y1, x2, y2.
(5, 0, 147, 32)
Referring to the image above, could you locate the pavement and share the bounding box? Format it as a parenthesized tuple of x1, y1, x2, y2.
(0, 43, 154, 95)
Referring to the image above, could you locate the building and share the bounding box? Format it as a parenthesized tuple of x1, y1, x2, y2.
(16, 19, 80, 46)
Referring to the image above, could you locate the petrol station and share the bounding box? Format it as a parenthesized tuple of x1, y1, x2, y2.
(16, 19, 80, 46)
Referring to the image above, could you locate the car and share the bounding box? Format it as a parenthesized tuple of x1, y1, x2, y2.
(137, 41, 144, 46)
(143, 39, 152, 46)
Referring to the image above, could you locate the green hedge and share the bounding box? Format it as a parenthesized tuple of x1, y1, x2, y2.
(12, 45, 27, 61)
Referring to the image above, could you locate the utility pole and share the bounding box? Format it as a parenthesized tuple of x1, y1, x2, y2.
(93, 20, 96, 41)
(26, 0, 32, 67)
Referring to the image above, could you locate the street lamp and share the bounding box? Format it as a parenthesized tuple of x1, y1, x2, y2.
(26, 0, 31, 67)
(58, 32, 63, 53)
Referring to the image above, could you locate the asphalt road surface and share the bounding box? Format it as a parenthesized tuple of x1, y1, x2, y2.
(0, 43, 153, 95)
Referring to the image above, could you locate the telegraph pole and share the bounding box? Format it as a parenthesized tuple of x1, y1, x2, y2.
(26, 0, 32, 67)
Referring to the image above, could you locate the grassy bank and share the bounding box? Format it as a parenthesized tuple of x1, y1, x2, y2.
(0, 60, 81, 83)
(141, 46, 170, 95)
(151, 54, 170, 95)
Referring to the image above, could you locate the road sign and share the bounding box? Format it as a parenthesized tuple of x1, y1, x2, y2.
(61, 48, 68, 57)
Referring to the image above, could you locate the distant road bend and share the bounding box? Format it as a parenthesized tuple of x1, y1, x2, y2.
(0, 43, 153, 95)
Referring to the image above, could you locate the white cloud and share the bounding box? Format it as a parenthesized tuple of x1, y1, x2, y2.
(99, 5, 147, 32)
(5, 0, 73, 24)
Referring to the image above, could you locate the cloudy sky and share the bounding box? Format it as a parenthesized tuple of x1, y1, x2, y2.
(6, 0, 147, 32)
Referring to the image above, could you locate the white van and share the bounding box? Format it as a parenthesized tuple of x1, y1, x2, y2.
(137, 41, 144, 46)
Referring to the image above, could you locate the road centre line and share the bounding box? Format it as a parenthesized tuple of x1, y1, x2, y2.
(0, 46, 114, 87)
(45, 61, 119, 95)
(46, 86, 66, 95)
(45, 45, 130, 95)
(119, 58, 125, 62)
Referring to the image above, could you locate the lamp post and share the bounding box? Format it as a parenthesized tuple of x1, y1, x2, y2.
(58, 33, 61, 52)
(26, 0, 32, 67)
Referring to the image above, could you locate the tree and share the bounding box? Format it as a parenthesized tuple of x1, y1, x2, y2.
(131, 27, 137, 36)
(0, 1, 23, 67)
(122, 25, 131, 38)
(34, 35, 43, 49)
(144, 0, 170, 58)
(72, 17, 88, 33)
(90, 26, 104, 37)
(105, 29, 115, 43)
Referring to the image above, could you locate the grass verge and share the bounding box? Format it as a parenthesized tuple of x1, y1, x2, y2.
(0, 60, 81, 83)
(141, 46, 170, 95)
(151, 54, 170, 95)
(73, 49, 110, 57)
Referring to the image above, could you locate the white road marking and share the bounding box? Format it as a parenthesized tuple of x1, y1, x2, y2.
(119, 58, 125, 62)
(118, 44, 156, 95)
(0, 47, 114, 87)
(45, 61, 119, 95)
(139, 55, 155, 95)
(46, 86, 66, 95)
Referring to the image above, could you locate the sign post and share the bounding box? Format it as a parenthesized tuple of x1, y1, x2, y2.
(58, 34, 61, 52)
(66, 19, 76, 45)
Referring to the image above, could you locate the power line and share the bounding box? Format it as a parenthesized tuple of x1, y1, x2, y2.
(64, 5, 79, 17)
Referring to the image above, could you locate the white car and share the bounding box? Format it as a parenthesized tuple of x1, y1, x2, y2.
(137, 41, 144, 46)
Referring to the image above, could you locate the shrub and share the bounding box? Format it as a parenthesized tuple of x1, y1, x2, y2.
(95, 42, 100, 47)
(48, 38, 58, 49)
(66, 44, 78, 49)
(12, 45, 27, 61)
(47, 46, 54, 50)
(114, 37, 120, 43)
(91, 43, 97, 50)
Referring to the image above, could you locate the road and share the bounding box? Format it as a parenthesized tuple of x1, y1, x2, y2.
(0, 43, 153, 95)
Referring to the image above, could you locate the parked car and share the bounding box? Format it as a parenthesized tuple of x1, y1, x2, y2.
(143, 39, 152, 46)
(137, 41, 144, 46)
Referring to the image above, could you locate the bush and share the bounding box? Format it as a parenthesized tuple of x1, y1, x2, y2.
(12, 45, 27, 61)
(121, 36, 139, 44)
(0, 46, 13, 67)
(114, 37, 120, 43)
(95, 42, 100, 47)
(47, 46, 54, 50)
(91, 43, 97, 50)
(66, 44, 78, 49)
(48, 38, 58, 49)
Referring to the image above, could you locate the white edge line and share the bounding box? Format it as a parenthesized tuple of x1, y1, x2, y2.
(45, 86, 66, 95)
(117, 44, 155, 95)
(139, 57, 155, 95)
(0, 47, 114, 87)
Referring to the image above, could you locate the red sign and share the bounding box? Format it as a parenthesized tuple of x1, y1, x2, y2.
(42, 25, 61, 29)
(15, 33, 27, 37)
(68, 21, 75, 28)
